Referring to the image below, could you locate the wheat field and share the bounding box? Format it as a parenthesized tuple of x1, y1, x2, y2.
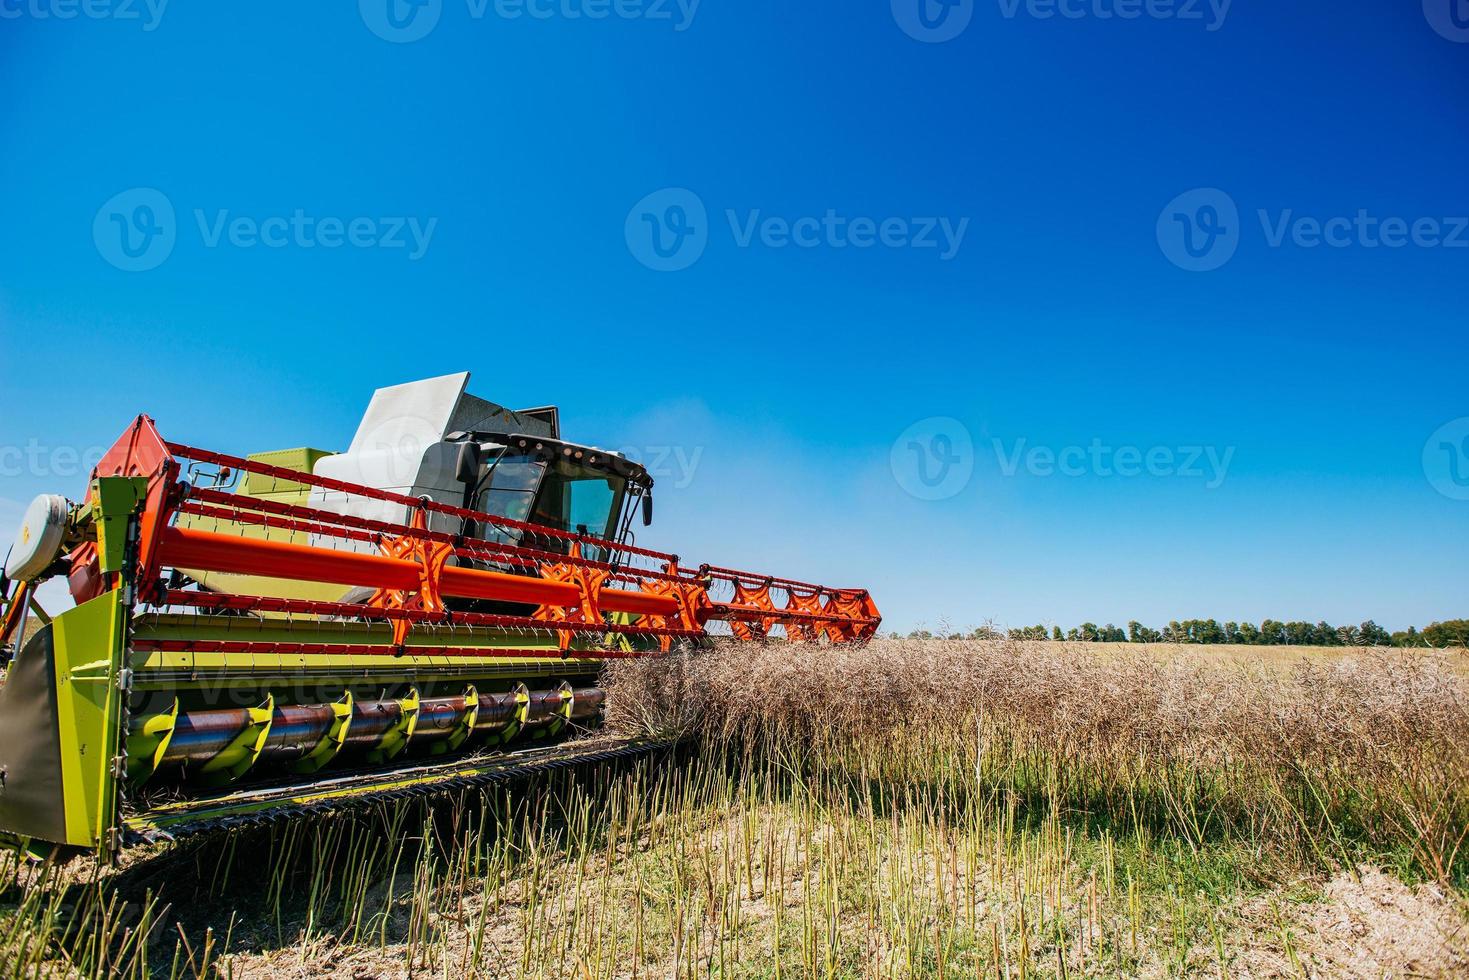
(2, 639, 1466, 978)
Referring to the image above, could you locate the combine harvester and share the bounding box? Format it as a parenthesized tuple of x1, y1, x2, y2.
(0, 374, 879, 859)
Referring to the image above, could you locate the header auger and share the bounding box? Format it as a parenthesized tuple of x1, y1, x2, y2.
(0, 374, 879, 858)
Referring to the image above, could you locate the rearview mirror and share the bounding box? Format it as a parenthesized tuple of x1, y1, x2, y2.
(454, 442, 482, 485)
(642, 493, 653, 527)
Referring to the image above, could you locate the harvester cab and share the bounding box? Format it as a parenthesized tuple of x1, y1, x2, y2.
(0, 373, 880, 860)
(309, 372, 651, 552)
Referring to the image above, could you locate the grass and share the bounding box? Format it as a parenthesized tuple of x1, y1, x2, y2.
(2, 639, 1466, 977)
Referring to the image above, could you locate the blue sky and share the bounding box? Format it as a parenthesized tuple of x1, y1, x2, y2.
(1, 0, 1466, 632)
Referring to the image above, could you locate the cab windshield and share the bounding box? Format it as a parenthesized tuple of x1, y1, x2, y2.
(477, 454, 543, 528)
(474, 452, 628, 555)
(532, 458, 627, 542)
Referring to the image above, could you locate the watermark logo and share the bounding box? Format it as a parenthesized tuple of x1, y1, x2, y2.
(892, 0, 973, 42)
(614, 445, 703, 489)
(1157, 188, 1238, 272)
(1423, 0, 1469, 42)
(1159, 187, 1469, 271)
(1258, 209, 1468, 250)
(891, 418, 974, 500)
(625, 188, 708, 272)
(1424, 418, 1469, 500)
(626, 187, 969, 271)
(468, 0, 699, 28)
(0, 0, 169, 30)
(996, 0, 1230, 30)
(193, 210, 437, 258)
(93, 187, 176, 272)
(360, 0, 442, 42)
(0, 441, 108, 479)
(994, 437, 1234, 487)
(360, 0, 697, 39)
(727, 210, 968, 258)
(93, 189, 438, 271)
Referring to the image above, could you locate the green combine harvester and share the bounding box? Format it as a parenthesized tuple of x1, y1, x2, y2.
(0, 374, 881, 859)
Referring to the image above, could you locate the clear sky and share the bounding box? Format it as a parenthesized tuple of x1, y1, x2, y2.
(1, 0, 1465, 633)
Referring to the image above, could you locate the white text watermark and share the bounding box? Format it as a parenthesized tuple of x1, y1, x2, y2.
(626, 188, 969, 272)
(1157, 188, 1468, 272)
(359, 0, 697, 42)
(94, 188, 437, 272)
(0, 0, 166, 29)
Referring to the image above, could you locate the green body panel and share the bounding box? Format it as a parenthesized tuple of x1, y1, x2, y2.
(50, 590, 127, 848)
(128, 612, 605, 695)
(91, 477, 148, 574)
(175, 446, 349, 604)
(238, 447, 335, 496)
(0, 590, 128, 853)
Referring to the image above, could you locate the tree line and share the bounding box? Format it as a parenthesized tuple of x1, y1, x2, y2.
(906, 618, 1469, 648)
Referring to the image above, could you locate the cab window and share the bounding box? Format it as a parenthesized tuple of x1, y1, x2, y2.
(532, 459, 627, 543)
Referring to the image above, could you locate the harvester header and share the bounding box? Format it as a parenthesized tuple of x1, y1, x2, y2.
(0, 374, 879, 858)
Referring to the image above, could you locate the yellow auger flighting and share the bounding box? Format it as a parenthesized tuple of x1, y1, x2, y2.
(0, 374, 880, 859)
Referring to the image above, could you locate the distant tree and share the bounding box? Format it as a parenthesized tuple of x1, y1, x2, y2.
(1358, 620, 1391, 646)
(1391, 626, 1427, 647)
(1423, 620, 1469, 648)
(908, 629, 934, 640)
(1129, 622, 1162, 642)
(978, 616, 1456, 648)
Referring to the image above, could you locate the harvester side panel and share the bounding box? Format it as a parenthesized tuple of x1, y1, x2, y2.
(0, 591, 126, 851)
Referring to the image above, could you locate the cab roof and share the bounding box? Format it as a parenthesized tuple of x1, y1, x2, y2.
(446, 429, 653, 489)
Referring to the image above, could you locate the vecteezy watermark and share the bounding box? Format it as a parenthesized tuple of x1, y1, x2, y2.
(891, 418, 974, 501)
(996, 0, 1230, 30)
(0, 0, 168, 30)
(626, 188, 969, 272)
(1257, 210, 1469, 250)
(359, 0, 697, 42)
(93, 188, 177, 272)
(194, 210, 437, 258)
(0, 441, 108, 479)
(892, 0, 974, 42)
(892, 0, 1228, 41)
(359, 0, 442, 42)
(993, 437, 1235, 488)
(1424, 418, 1469, 501)
(613, 445, 703, 489)
(94, 188, 438, 272)
(1423, 0, 1469, 42)
(1158, 187, 1469, 271)
(625, 188, 709, 272)
(1156, 188, 1239, 272)
(727, 210, 968, 258)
